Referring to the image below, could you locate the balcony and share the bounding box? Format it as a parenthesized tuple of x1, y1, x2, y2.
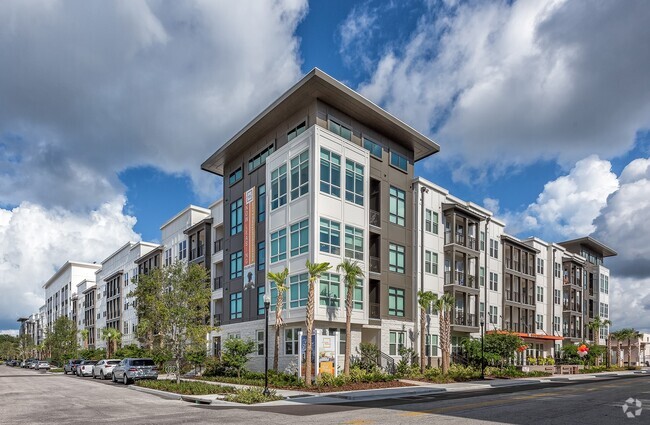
(369, 256, 381, 274)
(369, 210, 380, 227)
(452, 313, 477, 328)
(444, 271, 478, 290)
(370, 303, 380, 319)
(212, 314, 222, 327)
(213, 276, 223, 291)
(213, 238, 223, 252)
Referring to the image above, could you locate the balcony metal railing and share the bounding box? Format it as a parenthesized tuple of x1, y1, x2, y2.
(445, 271, 468, 286)
(468, 236, 477, 250)
(213, 238, 223, 252)
(453, 313, 477, 327)
(369, 210, 381, 227)
(370, 303, 380, 319)
(369, 256, 381, 273)
(213, 276, 223, 291)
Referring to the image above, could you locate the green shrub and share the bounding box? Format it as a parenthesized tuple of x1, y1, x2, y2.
(423, 367, 455, 383)
(221, 338, 256, 378)
(202, 357, 227, 377)
(136, 379, 237, 395)
(447, 364, 481, 381)
(224, 388, 283, 404)
(485, 365, 551, 378)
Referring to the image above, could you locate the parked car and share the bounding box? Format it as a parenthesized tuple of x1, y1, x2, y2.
(76, 360, 98, 377)
(29, 360, 38, 369)
(20, 360, 28, 368)
(64, 359, 83, 375)
(112, 358, 158, 385)
(92, 359, 121, 380)
(35, 361, 51, 371)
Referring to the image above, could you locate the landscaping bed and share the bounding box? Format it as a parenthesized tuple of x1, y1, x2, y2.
(136, 379, 284, 404)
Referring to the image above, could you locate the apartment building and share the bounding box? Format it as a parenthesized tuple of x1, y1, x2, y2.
(209, 199, 225, 356)
(43, 261, 101, 330)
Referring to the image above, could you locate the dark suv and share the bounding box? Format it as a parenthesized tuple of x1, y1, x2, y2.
(64, 359, 83, 375)
(112, 358, 158, 384)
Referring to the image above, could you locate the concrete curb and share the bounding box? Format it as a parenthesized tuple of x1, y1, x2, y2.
(129, 385, 182, 400)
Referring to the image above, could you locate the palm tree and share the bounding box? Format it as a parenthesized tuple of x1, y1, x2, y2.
(304, 260, 332, 383)
(101, 328, 121, 358)
(80, 329, 89, 350)
(625, 328, 641, 366)
(586, 316, 611, 365)
(337, 259, 364, 376)
(417, 291, 437, 373)
(432, 293, 455, 374)
(267, 268, 289, 371)
(611, 329, 627, 367)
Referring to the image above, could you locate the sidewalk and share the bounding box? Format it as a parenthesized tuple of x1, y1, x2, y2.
(142, 369, 649, 407)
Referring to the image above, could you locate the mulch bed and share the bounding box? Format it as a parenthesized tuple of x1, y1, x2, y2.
(309, 380, 414, 393)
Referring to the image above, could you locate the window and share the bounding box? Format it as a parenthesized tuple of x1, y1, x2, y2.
(554, 289, 561, 304)
(178, 240, 187, 260)
(345, 159, 364, 206)
(320, 148, 341, 197)
(425, 334, 439, 357)
(490, 239, 499, 258)
(320, 273, 340, 307)
(389, 186, 406, 226)
(537, 286, 544, 303)
(230, 198, 243, 235)
(600, 274, 609, 294)
(258, 241, 265, 271)
(489, 306, 498, 324)
(554, 262, 561, 278)
(329, 119, 351, 140)
(599, 302, 609, 318)
(290, 150, 309, 200)
(257, 286, 265, 316)
(290, 219, 309, 257)
(285, 328, 301, 354)
(489, 272, 498, 291)
(536, 314, 544, 330)
(425, 251, 438, 275)
(229, 292, 242, 319)
(425, 209, 439, 234)
(290, 273, 309, 308)
(389, 331, 405, 356)
(480, 231, 485, 251)
(248, 144, 275, 172)
(363, 137, 382, 158)
(256, 330, 265, 356)
(480, 302, 485, 321)
(270, 164, 287, 210)
(537, 258, 545, 274)
(270, 228, 287, 263)
(320, 218, 341, 255)
(164, 249, 172, 266)
(554, 316, 561, 332)
(228, 167, 242, 185)
(338, 328, 346, 354)
(344, 225, 364, 260)
(388, 287, 405, 317)
(480, 267, 485, 286)
(353, 278, 363, 310)
(269, 282, 286, 312)
(258, 184, 266, 222)
(230, 251, 243, 279)
(390, 151, 408, 172)
(389, 243, 405, 274)
(287, 121, 306, 141)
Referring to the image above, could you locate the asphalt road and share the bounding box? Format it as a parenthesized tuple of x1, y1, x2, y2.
(1, 364, 648, 424)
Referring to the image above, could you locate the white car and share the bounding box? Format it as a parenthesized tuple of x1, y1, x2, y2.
(76, 360, 98, 377)
(35, 361, 50, 370)
(92, 359, 121, 380)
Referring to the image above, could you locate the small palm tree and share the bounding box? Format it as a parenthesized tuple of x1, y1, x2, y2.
(417, 291, 437, 372)
(625, 329, 641, 366)
(611, 329, 627, 367)
(267, 268, 289, 371)
(586, 316, 611, 365)
(432, 293, 455, 374)
(101, 328, 121, 358)
(337, 259, 364, 376)
(304, 260, 332, 383)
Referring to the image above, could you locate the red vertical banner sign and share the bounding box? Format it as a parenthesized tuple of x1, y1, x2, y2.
(243, 186, 257, 290)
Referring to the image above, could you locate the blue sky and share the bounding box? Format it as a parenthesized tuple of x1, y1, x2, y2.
(1, 0, 650, 333)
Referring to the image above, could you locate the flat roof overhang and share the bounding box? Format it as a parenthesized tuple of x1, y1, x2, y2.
(558, 236, 617, 258)
(201, 68, 440, 176)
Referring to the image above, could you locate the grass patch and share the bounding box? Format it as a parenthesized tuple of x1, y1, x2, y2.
(223, 388, 283, 404)
(136, 379, 237, 395)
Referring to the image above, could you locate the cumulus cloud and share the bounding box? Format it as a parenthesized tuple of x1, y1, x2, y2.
(608, 276, 650, 333)
(357, 0, 650, 179)
(338, 3, 380, 72)
(0, 197, 140, 331)
(0, 0, 307, 207)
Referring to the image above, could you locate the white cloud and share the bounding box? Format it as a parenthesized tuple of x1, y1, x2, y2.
(0, 197, 140, 331)
(0, 330, 18, 337)
(0, 0, 307, 207)
(609, 276, 650, 333)
(357, 0, 650, 179)
(338, 3, 379, 72)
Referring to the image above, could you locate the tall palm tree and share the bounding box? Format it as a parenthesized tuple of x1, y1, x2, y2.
(611, 329, 628, 367)
(432, 293, 455, 374)
(586, 316, 611, 365)
(101, 328, 121, 358)
(304, 260, 332, 382)
(625, 329, 641, 366)
(337, 259, 364, 376)
(417, 291, 437, 373)
(267, 268, 289, 372)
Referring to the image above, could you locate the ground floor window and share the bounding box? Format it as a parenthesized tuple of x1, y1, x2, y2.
(425, 334, 439, 357)
(256, 330, 264, 356)
(285, 328, 301, 355)
(389, 331, 406, 356)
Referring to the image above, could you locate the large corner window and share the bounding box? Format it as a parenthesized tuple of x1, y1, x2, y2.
(290, 219, 309, 257)
(270, 228, 287, 263)
(290, 150, 309, 200)
(270, 164, 287, 210)
(320, 148, 341, 197)
(345, 159, 364, 206)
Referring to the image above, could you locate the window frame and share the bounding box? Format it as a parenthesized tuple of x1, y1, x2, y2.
(389, 186, 406, 226)
(363, 137, 383, 159)
(320, 148, 341, 197)
(344, 225, 364, 261)
(388, 287, 405, 317)
(270, 164, 288, 210)
(290, 150, 309, 200)
(319, 218, 341, 255)
(289, 273, 309, 308)
(229, 291, 242, 320)
(230, 197, 243, 235)
(389, 243, 405, 274)
(228, 167, 242, 186)
(230, 251, 243, 279)
(319, 273, 340, 307)
(270, 228, 287, 263)
(390, 151, 408, 172)
(290, 219, 309, 257)
(344, 159, 364, 206)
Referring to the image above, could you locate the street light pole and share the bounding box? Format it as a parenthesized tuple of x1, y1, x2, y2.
(480, 320, 485, 379)
(263, 295, 271, 396)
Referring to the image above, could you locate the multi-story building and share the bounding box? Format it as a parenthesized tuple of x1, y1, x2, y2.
(610, 333, 650, 366)
(209, 199, 225, 357)
(43, 261, 101, 330)
(201, 68, 440, 370)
